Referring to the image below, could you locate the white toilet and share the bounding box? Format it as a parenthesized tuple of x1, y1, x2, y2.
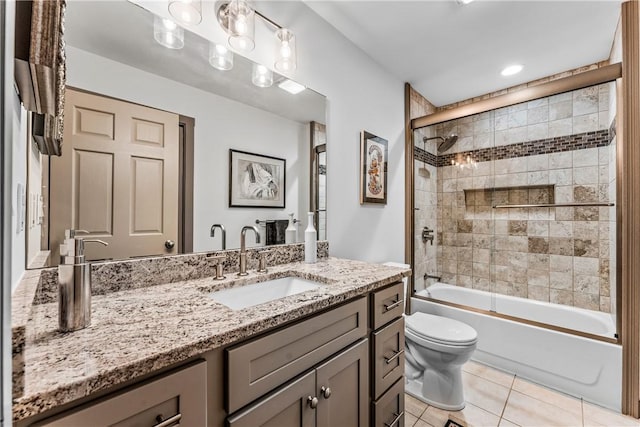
(384, 262, 478, 411)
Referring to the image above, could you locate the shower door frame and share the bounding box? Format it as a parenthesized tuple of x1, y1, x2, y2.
(405, 62, 633, 407)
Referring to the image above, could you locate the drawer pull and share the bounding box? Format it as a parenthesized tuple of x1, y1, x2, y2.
(384, 299, 403, 311)
(385, 349, 405, 365)
(153, 413, 182, 427)
(307, 396, 319, 409)
(321, 386, 332, 399)
(384, 411, 404, 427)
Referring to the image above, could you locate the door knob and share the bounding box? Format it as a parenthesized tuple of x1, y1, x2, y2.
(165, 240, 175, 250)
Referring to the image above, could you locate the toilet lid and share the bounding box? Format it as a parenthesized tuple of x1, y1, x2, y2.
(406, 312, 478, 345)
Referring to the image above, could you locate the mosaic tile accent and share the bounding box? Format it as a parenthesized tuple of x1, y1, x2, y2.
(434, 129, 610, 167)
(415, 146, 438, 167)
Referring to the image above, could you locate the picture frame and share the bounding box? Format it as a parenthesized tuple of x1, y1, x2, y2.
(229, 149, 286, 208)
(360, 131, 388, 204)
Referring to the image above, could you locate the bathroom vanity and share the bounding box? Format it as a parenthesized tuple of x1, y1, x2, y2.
(12, 256, 410, 426)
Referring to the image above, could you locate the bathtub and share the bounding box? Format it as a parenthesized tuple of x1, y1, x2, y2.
(412, 283, 622, 411)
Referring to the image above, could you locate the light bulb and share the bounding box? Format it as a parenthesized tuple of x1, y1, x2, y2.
(163, 19, 177, 30)
(280, 41, 291, 59)
(216, 44, 228, 55)
(251, 63, 273, 87)
(235, 16, 247, 34)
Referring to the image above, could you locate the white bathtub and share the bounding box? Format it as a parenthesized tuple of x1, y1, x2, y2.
(412, 283, 622, 411)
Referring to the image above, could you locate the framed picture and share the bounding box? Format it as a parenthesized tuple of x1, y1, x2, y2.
(360, 131, 388, 204)
(229, 149, 286, 208)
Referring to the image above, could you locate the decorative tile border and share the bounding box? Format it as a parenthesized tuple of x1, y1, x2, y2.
(414, 130, 610, 167)
(32, 241, 330, 305)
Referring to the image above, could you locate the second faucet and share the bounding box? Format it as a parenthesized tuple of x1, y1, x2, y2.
(238, 226, 261, 276)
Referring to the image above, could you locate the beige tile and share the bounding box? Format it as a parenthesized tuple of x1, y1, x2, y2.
(462, 361, 515, 388)
(502, 390, 582, 427)
(462, 373, 510, 416)
(405, 411, 419, 427)
(512, 378, 582, 416)
(414, 418, 435, 427)
(583, 401, 640, 426)
(406, 393, 429, 417)
(421, 403, 500, 427)
(499, 419, 521, 427)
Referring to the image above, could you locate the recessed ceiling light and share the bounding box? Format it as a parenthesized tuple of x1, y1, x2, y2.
(278, 79, 306, 95)
(456, 0, 475, 4)
(501, 64, 523, 76)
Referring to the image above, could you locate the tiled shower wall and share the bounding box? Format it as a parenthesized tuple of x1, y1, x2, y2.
(427, 82, 615, 313)
(410, 88, 437, 292)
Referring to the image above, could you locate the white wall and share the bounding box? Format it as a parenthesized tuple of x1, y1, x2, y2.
(138, 0, 407, 263)
(66, 46, 308, 250)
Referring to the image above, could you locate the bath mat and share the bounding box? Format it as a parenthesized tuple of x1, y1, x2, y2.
(444, 420, 464, 427)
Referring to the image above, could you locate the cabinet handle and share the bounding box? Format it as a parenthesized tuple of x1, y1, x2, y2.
(385, 349, 405, 365)
(307, 396, 319, 409)
(320, 386, 332, 399)
(153, 413, 182, 427)
(384, 299, 403, 311)
(384, 411, 404, 427)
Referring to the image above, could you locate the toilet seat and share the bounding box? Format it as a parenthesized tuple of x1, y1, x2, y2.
(406, 312, 478, 347)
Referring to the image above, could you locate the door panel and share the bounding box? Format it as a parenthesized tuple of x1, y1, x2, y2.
(316, 339, 369, 427)
(130, 156, 164, 233)
(227, 371, 315, 427)
(51, 89, 179, 261)
(74, 150, 113, 235)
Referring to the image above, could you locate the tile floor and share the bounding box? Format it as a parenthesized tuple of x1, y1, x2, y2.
(404, 361, 640, 427)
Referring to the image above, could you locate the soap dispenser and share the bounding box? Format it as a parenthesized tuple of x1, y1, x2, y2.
(58, 234, 108, 332)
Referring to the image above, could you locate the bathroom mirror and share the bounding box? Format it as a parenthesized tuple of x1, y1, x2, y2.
(25, 0, 327, 267)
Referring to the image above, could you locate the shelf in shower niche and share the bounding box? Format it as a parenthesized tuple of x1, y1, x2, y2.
(493, 202, 615, 209)
(463, 184, 555, 207)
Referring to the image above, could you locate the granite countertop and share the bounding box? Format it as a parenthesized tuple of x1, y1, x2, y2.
(13, 257, 410, 422)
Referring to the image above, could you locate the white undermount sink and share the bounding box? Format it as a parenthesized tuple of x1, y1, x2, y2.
(208, 276, 322, 310)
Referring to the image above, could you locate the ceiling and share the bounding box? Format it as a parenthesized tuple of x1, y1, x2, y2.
(64, 1, 326, 124)
(306, 0, 622, 107)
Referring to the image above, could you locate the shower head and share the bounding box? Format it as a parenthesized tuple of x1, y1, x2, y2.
(423, 134, 458, 153)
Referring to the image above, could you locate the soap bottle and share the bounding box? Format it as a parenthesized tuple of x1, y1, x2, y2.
(58, 235, 108, 332)
(285, 213, 297, 244)
(305, 212, 317, 263)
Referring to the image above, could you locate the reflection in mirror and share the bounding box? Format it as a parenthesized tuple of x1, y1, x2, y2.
(25, 0, 327, 268)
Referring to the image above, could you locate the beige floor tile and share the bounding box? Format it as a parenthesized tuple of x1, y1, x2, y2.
(512, 377, 582, 416)
(583, 401, 640, 427)
(463, 360, 515, 388)
(406, 393, 429, 418)
(414, 418, 436, 427)
(463, 372, 511, 416)
(405, 412, 419, 426)
(421, 403, 500, 427)
(502, 390, 582, 427)
(499, 419, 521, 427)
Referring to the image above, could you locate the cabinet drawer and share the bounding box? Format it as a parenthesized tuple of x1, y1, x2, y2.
(35, 361, 207, 427)
(371, 282, 404, 330)
(372, 377, 405, 427)
(226, 297, 368, 414)
(372, 317, 405, 399)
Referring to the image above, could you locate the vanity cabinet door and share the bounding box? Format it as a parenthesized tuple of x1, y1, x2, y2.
(34, 362, 206, 427)
(316, 339, 369, 427)
(227, 371, 316, 427)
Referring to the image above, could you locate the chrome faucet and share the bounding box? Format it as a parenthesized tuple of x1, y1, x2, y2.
(210, 224, 226, 250)
(238, 225, 261, 276)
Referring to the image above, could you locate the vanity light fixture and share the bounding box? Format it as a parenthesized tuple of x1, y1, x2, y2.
(168, 0, 202, 25)
(252, 64, 274, 88)
(501, 64, 523, 76)
(451, 153, 478, 170)
(275, 28, 296, 73)
(218, 0, 256, 52)
(209, 43, 234, 70)
(153, 16, 184, 49)
(278, 79, 306, 95)
(217, 1, 298, 72)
